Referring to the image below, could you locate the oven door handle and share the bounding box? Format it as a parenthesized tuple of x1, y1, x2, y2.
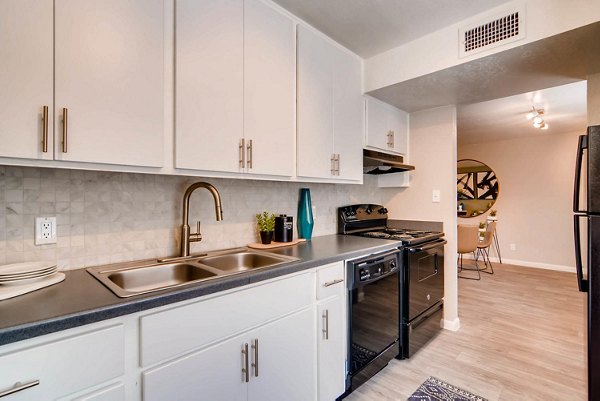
(407, 239, 447, 253)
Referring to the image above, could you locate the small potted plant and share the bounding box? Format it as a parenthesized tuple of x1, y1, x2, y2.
(256, 211, 276, 244)
(488, 209, 498, 221)
(478, 221, 487, 240)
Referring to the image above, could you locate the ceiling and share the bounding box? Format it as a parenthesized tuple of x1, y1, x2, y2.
(368, 22, 600, 112)
(457, 81, 588, 145)
(271, 0, 510, 58)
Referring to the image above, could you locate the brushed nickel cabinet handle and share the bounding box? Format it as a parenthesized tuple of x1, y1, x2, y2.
(239, 138, 245, 168)
(0, 380, 40, 398)
(251, 339, 259, 377)
(323, 278, 344, 287)
(61, 107, 68, 153)
(391, 131, 395, 148)
(242, 343, 249, 383)
(331, 154, 336, 175)
(335, 154, 340, 176)
(41, 106, 48, 153)
(322, 310, 329, 340)
(247, 139, 253, 169)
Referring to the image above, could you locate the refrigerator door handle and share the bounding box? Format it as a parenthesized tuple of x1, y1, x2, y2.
(574, 214, 588, 293)
(573, 134, 588, 213)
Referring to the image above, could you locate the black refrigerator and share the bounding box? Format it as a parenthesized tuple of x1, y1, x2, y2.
(574, 125, 600, 400)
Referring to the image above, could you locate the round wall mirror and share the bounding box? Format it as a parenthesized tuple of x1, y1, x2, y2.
(457, 159, 499, 218)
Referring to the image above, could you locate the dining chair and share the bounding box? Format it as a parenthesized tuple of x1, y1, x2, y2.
(476, 221, 496, 274)
(457, 224, 481, 280)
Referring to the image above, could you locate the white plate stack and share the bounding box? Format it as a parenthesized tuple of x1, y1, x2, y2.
(0, 262, 65, 300)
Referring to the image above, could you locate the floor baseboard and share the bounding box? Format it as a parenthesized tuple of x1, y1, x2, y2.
(463, 254, 575, 273)
(442, 317, 460, 331)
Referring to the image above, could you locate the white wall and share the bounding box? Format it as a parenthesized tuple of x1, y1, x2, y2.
(382, 106, 459, 330)
(458, 130, 582, 271)
(589, 73, 600, 125)
(0, 165, 384, 269)
(365, 0, 600, 92)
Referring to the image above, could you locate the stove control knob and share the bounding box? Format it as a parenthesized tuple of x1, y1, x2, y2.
(378, 207, 388, 214)
(365, 206, 373, 215)
(389, 260, 396, 270)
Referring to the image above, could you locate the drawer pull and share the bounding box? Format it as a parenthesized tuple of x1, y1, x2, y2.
(323, 278, 344, 287)
(0, 380, 40, 398)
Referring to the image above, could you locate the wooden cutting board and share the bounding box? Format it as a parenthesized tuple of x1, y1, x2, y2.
(247, 238, 306, 250)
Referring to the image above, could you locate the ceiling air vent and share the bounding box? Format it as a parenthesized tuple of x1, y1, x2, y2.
(459, 5, 526, 57)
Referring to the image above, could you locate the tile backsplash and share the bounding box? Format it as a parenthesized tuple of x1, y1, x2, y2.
(0, 166, 384, 270)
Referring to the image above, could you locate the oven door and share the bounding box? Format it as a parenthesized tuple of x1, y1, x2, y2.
(405, 239, 446, 321)
(348, 269, 399, 375)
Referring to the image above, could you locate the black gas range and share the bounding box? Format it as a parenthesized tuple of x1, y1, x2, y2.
(337, 204, 444, 246)
(338, 204, 445, 397)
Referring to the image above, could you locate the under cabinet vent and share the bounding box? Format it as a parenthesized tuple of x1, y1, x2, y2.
(459, 5, 526, 57)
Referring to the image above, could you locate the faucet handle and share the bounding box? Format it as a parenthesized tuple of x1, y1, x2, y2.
(189, 220, 202, 243)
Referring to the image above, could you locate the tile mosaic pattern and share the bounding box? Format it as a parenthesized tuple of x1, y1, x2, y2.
(0, 166, 383, 270)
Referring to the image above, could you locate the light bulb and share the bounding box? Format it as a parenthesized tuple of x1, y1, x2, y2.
(533, 121, 542, 128)
(541, 123, 549, 130)
(526, 111, 537, 120)
(533, 116, 543, 124)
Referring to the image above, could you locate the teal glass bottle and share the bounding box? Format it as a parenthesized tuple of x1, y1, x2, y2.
(297, 188, 314, 240)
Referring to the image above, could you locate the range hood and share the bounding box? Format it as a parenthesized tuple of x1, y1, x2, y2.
(363, 149, 415, 175)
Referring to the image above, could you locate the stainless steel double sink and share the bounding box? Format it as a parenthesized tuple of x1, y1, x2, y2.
(86, 248, 299, 298)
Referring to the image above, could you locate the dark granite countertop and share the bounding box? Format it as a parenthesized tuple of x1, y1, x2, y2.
(0, 234, 401, 346)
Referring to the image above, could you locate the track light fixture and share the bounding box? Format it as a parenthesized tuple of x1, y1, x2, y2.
(525, 106, 548, 130)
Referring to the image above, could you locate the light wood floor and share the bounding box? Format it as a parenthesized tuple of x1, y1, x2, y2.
(346, 262, 586, 401)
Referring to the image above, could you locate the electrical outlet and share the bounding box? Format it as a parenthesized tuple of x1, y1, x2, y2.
(35, 217, 57, 245)
(510, 243, 516, 251)
(432, 189, 441, 203)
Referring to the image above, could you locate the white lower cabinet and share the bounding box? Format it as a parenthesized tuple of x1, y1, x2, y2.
(0, 324, 124, 400)
(72, 383, 125, 401)
(316, 262, 347, 401)
(142, 308, 315, 401)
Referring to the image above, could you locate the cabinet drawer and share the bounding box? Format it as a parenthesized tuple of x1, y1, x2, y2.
(140, 272, 313, 367)
(316, 262, 345, 300)
(0, 325, 124, 400)
(73, 383, 124, 401)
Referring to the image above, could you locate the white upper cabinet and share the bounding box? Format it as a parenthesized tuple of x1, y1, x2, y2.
(0, 0, 54, 160)
(176, 0, 244, 174)
(297, 25, 363, 182)
(54, 0, 164, 167)
(244, 0, 295, 177)
(365, 95, 408, 156)
(176, 0, 295, 177)
(333, 48, 364, 181)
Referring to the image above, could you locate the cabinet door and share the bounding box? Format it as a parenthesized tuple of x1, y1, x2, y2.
(0, 0, 53, 160)
(365, 96, 392, 152)
(297, 26, 334, 179)
(333, 48, 363, 182)
(176, 0, 243, 173)
(54, 0, 164, 167)
(249, 308, 316, 401)
(317, 297, 347, 401)
(389, 107, 409, 156)
(244, 0, 295, 177)
(143, 333, 247, 401)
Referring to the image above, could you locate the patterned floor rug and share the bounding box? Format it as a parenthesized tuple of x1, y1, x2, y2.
(408, 377, 488, 401)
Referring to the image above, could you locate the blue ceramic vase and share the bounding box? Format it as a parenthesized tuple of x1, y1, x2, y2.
(297, 188, 314, 240)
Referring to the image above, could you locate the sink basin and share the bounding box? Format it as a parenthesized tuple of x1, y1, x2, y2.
(198, 251, 295, 272)
(87, 248, 299, 298)
(106, 263, 217, 295)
